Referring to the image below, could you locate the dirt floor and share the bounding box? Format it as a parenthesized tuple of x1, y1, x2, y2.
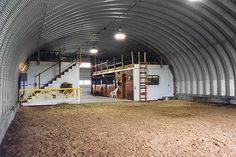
(1, 100, 236, 157)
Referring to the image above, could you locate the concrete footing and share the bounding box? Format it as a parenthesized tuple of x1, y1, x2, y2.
(0, 104, 19, 144)
(176, 94, 236, 105)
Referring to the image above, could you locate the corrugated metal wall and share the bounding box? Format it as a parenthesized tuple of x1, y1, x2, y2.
(0, 0, 236, 118)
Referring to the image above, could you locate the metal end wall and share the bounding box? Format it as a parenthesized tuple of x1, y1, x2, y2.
(0, 0, 236, 117)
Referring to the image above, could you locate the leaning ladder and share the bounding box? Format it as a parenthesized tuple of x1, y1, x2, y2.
(139, 62, 147, 101)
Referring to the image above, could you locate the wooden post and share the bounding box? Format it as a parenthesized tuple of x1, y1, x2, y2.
(95, 58, 97, 73)
(121, 54, 124, 68)
(113, 57, 116, 70)
(94, 82, 96, 96)
(38, 74, 41, 89)
(59, 48, 62, 74)
(106, 60, 109, 71)
(131, 51, 134, 67)
(144, 51, 147, 63)
(37, 50, 40, 65)
(79, 48, 82, 65)
(76, 49, 79, 63)
(161, 56, 163, 68)
(138, 51, 140, 64)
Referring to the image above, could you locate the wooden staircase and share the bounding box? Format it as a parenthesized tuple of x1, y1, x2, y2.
(139, 62, 147, 101)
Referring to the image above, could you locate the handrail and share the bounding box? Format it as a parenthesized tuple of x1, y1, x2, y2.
(35, 49, 80, 77)
(61, 60, 77, 72)
(39, 61, 78, 88)
(35, 62, 59, 77)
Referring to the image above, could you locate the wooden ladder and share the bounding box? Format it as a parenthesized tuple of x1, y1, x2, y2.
(139, 62, 147, 101)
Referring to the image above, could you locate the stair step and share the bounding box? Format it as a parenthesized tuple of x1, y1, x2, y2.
(140, 87, 147, 89)
(40, 62, 77, 89)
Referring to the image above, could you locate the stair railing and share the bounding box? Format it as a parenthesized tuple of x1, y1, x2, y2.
(35, 62, 60, 88)
(61, 60, 78, 72)
(34, 50, 80, 88)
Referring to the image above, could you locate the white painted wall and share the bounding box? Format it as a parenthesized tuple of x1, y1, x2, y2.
(46, 64, 80, 88)
(25, 61, 72, 88)
(133, 64, 174, 101)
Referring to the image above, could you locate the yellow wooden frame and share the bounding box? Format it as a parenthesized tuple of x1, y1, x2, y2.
(19, 88, 82, 102)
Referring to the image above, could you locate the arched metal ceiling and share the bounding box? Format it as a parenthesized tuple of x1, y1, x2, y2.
(0, 0, 236, 116)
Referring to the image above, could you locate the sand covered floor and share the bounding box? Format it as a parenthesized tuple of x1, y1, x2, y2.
(1, 100, 236, 157)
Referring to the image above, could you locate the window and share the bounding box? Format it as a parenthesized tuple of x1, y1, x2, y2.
(79, 80, 91, 85)
(147, 75, 159, 85)
(79, 62, 91, 68)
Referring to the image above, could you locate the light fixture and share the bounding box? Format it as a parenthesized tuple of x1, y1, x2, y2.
(114, 27, 126, 41)
(19, 63, 27, 73)
(89, 48, 98, 54)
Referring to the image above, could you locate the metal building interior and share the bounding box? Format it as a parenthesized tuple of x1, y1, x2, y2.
(0, 0, 236, 156)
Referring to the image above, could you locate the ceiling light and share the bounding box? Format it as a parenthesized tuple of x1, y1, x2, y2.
(114, 32, 126, 41)
(114, 27, 126, 41)
(89, 48, 98, 54)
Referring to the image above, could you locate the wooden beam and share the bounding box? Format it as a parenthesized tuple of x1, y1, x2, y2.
(144, 51, 147, 63)
(38, 73, 41, 89)
(106, 60, 109, 71)
(131, 51, 134, 66)
(79, 48, 82, 65)
(37, 50, 40, 65)
(121, 54, 124, 68)
(113, 57, 116, 70)
(138, 51, 140, 64)
(161, 56, 163, 68)
(59, 48, 62, 74)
